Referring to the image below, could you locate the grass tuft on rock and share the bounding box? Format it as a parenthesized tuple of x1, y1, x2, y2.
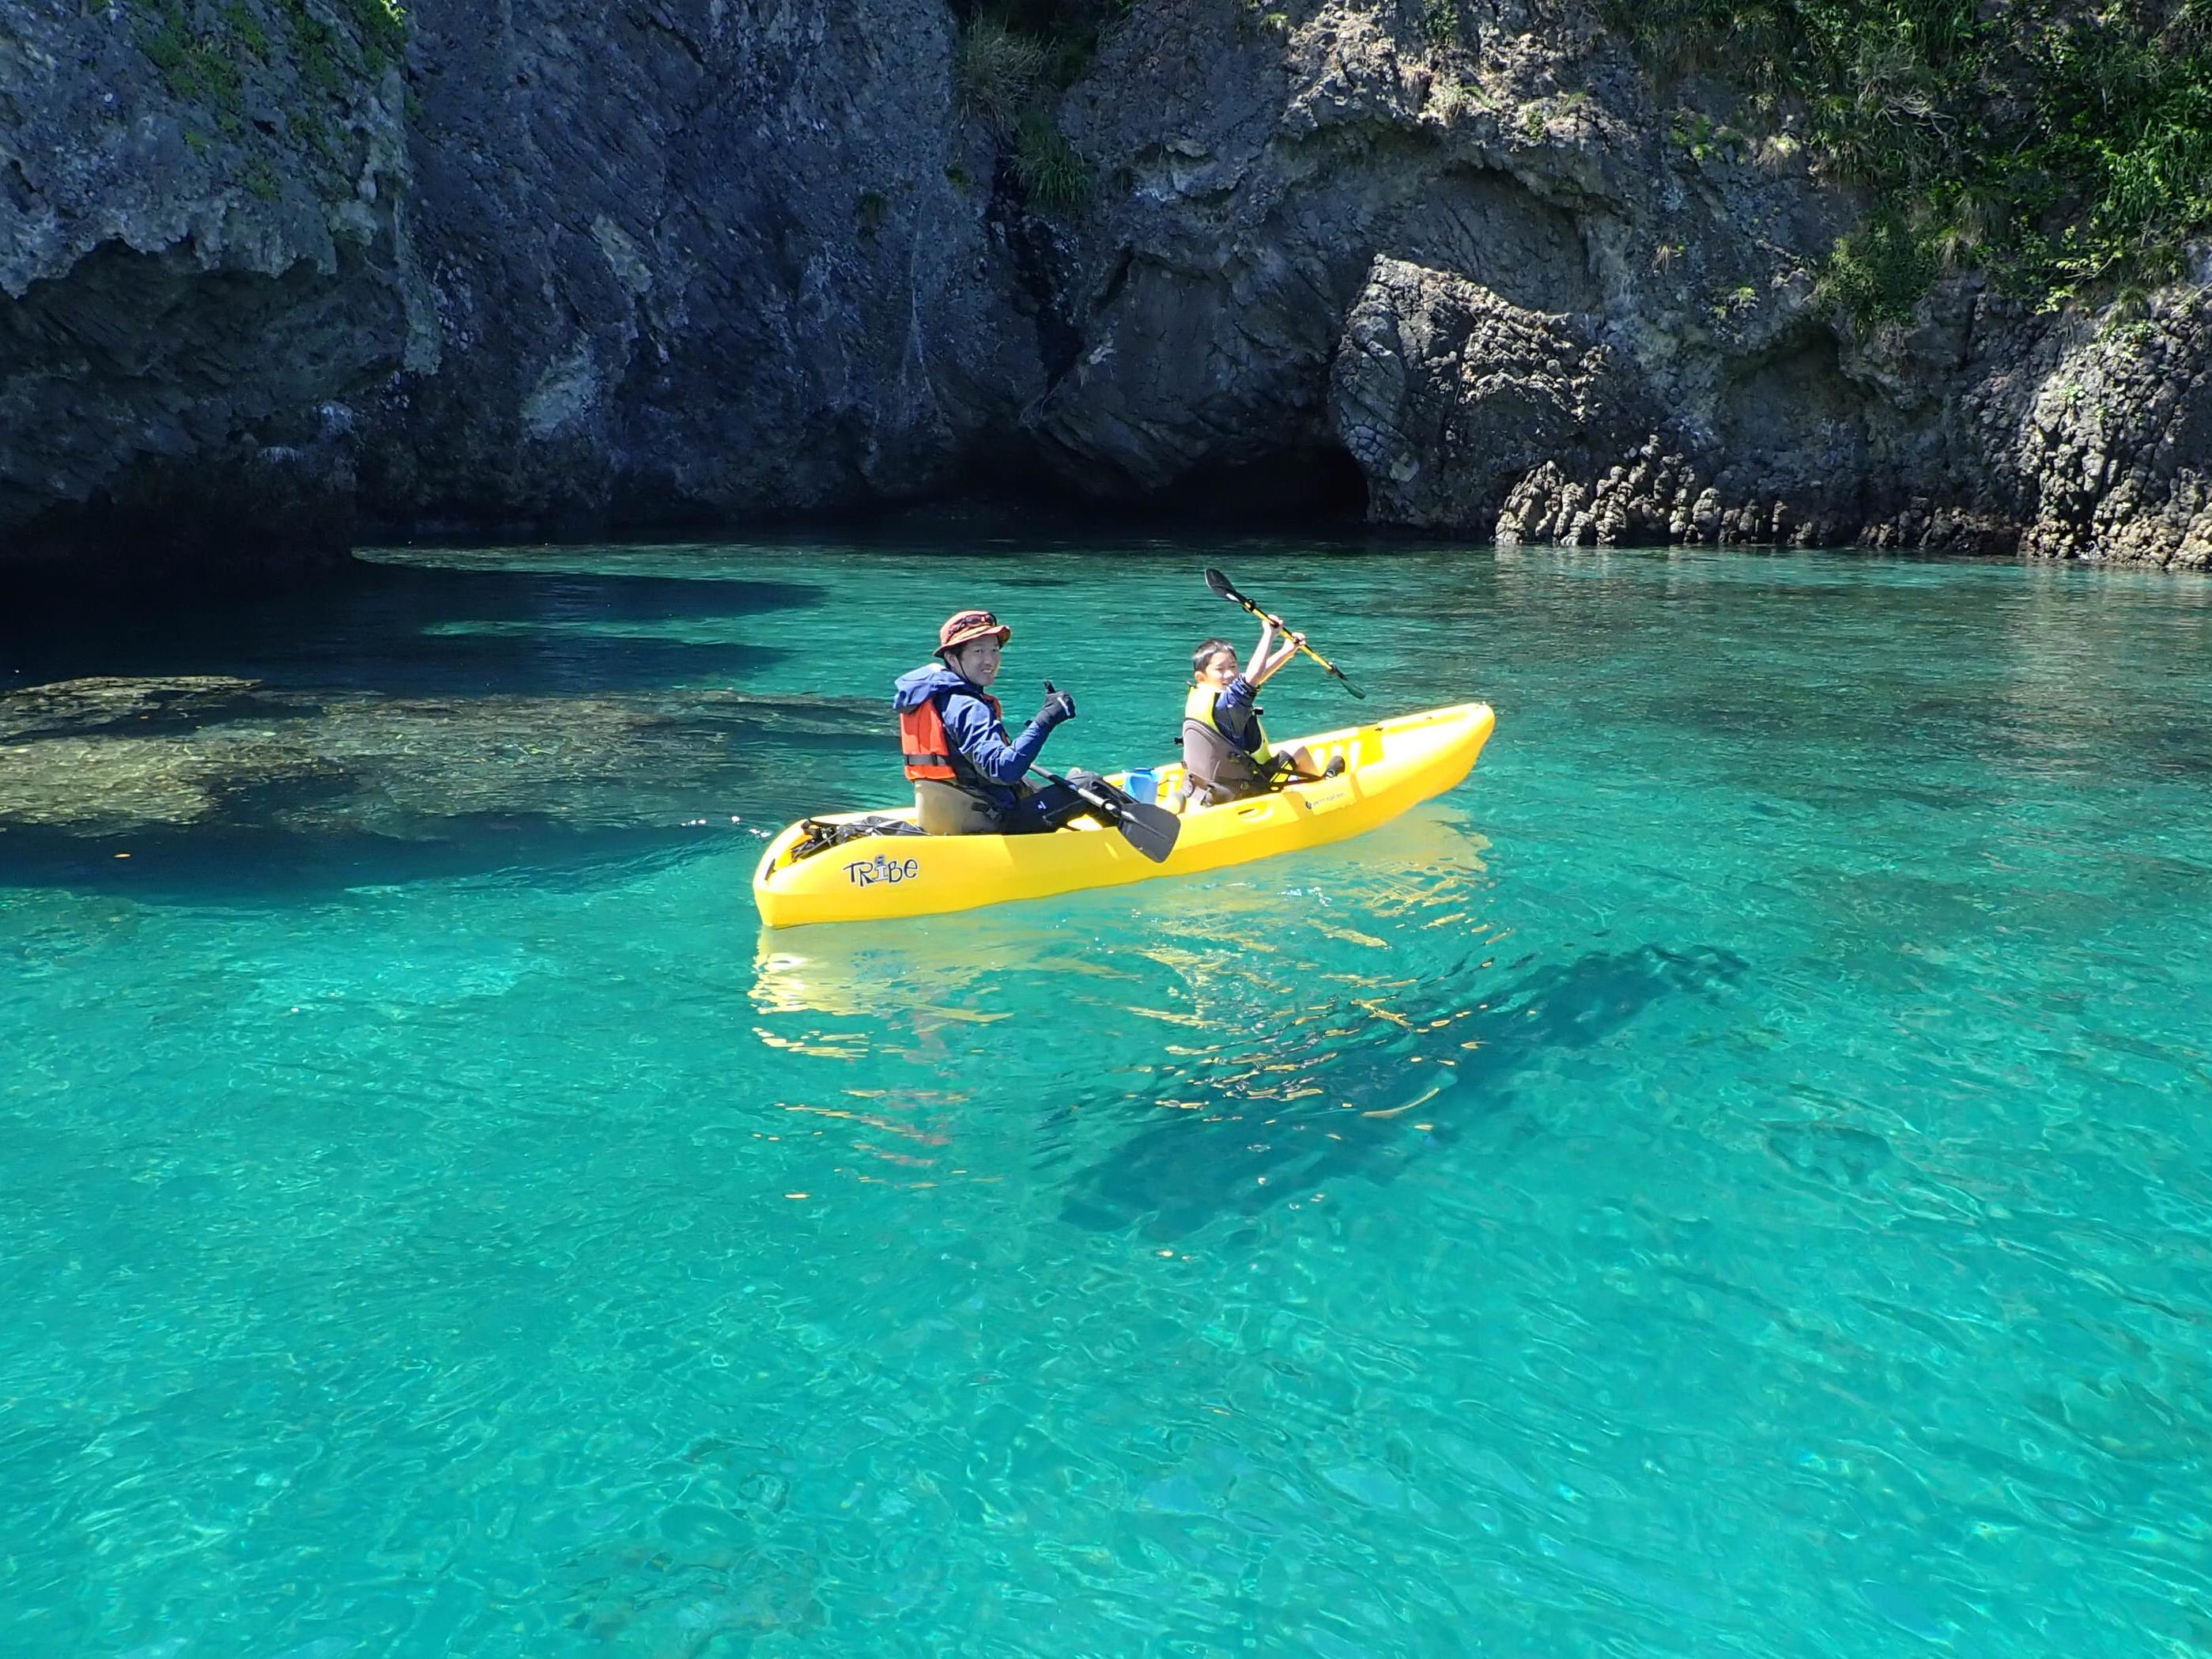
(952, 2, 1119, 212)
(1014, 111, 1093, 209)
(957, 17, 1044, 132)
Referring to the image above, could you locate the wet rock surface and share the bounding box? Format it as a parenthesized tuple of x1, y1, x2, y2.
(2, 0, 2206, 569)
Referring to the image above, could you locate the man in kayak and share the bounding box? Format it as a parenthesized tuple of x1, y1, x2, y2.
(1182, 618, 1339, 806)
(895, 609, 1087, 834)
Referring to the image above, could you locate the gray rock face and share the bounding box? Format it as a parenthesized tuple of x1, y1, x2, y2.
(359, 0, 1040, 532)
(1994, 283, 2212, 568)
(2, 0, 2206, 574)
(1090, 1, 2212, 565)
(0, 0, 421, 580)
(1334, 255, 1644, 529)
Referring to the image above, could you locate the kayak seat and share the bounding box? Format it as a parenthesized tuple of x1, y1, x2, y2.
(1180, 717, 1275, 811)
(914, 779, 1003, 835)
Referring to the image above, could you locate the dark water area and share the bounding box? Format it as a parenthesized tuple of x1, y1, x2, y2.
(4, 537, 2210, 1658)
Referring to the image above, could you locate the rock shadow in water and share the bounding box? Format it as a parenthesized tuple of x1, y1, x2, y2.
(3, 560, 822, 700)
(0, 817, 727, 901)
(1057, 944, 1749, 1239)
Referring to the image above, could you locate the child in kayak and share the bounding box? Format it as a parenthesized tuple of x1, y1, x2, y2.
(894, 608, 1089, 834)
(1182, 618, 1338, 806)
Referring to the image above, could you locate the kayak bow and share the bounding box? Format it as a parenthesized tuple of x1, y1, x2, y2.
(752, 700, 1494, 928)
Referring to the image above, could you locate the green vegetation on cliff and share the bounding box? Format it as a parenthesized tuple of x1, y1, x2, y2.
(126, 0, 406, 114)
(953, 1, 1125, 209)
(959, 0, 1126, 87)
(1610, 0, 2212, 320)
(117, 0, 408, 198)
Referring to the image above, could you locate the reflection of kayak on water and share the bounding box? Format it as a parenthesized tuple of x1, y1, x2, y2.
(752, 701, 1496, 928)
(750, 805, 1494, 1021)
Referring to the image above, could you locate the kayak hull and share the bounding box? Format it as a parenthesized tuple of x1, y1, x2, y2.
(752, 701, 1495, 928)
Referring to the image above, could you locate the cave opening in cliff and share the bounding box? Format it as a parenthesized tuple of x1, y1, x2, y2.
(1156, 444, 1371, 527)
(945, 436, 1370, 531)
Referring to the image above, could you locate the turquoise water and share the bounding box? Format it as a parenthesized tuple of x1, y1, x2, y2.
(5, 541, 2211, 1658)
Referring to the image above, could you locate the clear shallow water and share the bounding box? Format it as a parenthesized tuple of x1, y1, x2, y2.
(4, 539, 2210, 1658)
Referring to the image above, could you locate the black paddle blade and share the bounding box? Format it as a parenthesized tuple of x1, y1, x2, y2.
(1204, 567, 1242, 603)
(1043, 765, 1184, 864)
(1111, 798, 1181, 863)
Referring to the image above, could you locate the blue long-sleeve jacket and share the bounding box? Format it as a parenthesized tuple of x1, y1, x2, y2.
(1211, 673, 1266, 755)
(893, 664, 1055, 812)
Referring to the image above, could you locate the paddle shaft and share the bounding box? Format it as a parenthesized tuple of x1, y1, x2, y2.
(1029, 761, 1109, 812)
(1028, 761, 1179, 862)
(1031, 684, 1180, 862)
(1206, 573, 1365, 699)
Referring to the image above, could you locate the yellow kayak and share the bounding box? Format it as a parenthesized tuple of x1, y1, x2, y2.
(751, 701, 1496, 928)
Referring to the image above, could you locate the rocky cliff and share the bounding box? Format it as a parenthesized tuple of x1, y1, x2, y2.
(2, 0, 2206, 579)
(2, 0, 424, 582)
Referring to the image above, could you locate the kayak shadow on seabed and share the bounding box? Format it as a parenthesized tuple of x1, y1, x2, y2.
(1051, 942, 1751, 1241)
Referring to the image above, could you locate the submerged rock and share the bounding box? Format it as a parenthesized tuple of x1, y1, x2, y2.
(0, 730, 336, 831)
(0, 675, 889, 839)
(0, 676, 274, 743)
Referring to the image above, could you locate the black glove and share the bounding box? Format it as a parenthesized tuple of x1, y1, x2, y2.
(1036, 686, 1077, 728)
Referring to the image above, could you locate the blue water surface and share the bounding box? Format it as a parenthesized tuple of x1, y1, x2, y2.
(3, 540, 2210, 1658)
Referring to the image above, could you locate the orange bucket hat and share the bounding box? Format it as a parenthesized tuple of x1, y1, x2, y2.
(936, 608, 1011, 655)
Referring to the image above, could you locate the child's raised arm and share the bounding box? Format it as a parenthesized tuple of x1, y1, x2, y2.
(1248, 618, 1276, 682)
(1251, 625, 1304, 686)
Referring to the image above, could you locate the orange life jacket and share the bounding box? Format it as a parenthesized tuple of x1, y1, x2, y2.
(900, 687, 1002, 784)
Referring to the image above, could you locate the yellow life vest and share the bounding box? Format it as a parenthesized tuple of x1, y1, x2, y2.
(1183, 682, 1273, 765)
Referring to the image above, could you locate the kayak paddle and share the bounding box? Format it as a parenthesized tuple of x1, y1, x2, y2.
(1203, 568, 1365, 699)
(1033, 681, 1182, 863)
(1031, 764, 1181, 862)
